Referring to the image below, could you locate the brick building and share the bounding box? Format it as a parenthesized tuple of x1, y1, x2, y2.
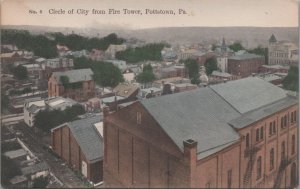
(39, 58, 74, 90)
(228, 53, 265, 78)
(103, 77, 298, 188)
(51, 115, 103, 184)
(48, 68, 95, 102)
(268, 34, 299, 66)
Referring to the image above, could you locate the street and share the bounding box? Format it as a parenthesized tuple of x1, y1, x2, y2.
(3, 121, 88, 188)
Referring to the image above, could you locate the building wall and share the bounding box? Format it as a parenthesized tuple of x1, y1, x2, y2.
(104, 102, 189, 188)
(268, 42, 299, 66)
(104, 101, 298, 188)
(51, 125, 103, 183)
(228, 57, 265, 78)
(48, 76, 95, 102)
(238, 104, 298, 188)
(195, 144, 241, 188)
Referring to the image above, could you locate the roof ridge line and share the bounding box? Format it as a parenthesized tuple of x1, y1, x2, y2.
(208, 85, 242, 114)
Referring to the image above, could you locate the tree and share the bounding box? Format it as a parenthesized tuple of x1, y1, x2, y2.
(136, 71, 156, 84)
(204, 57, 218, 75)
(183, 59, 200, 84)
(282, 66, 298, 92)
(116, 43, 166, 63)
(247, 46, 268, 63)
(34, 104, 86, 132)
(211, 44, 217, 51)
(32, 176, 48, 188)
(12, 65, 28, 80)
(73, 57, 124, 87)
(229, 42, 245, 52)
(143, 64, 153, 72)
(136, 64, 155, 84)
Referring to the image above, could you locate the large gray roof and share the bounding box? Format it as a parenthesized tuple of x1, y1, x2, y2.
(68, 115, 103, 163)
(210, 77, 287, 114)
(52, 68, 93, 84)
(229, 53, 263, 61)
(139, 77, 294, 160)
(141, 88, 241, 159)
(229, 96, 298, 129)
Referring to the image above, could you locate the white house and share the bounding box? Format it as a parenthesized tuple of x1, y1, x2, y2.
(24, 97, 78, 127)
(23, 98, 46, 127)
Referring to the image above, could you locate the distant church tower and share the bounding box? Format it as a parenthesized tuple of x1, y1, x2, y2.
(221, 38, 227, 53)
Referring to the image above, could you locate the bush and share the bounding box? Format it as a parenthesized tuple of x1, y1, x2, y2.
(34, 104, 86, 132)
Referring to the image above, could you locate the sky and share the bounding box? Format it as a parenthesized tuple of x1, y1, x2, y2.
(1, 0, 298, 29)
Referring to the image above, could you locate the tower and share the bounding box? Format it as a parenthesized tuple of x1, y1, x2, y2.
(268, 34, 277, 45)
(221, 37, 227, 53)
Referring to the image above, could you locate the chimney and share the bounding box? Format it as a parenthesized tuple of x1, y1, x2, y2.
(183, 139, 197, 187)
(103, 106, 110, 117)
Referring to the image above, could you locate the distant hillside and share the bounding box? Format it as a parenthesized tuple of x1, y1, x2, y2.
(2, 25, 298, 48)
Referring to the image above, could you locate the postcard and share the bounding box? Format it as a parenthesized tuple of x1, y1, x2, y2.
(1, 0, 299, 188)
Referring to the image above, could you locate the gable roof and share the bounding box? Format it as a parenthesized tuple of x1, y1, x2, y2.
(67, 115, 103, 163)
(210, 77, 287, 114)
(52, 68, 93, 84)
(141, 88, 241, 159)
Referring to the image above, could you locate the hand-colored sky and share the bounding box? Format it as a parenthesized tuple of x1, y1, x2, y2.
(1, 0, 298, 29)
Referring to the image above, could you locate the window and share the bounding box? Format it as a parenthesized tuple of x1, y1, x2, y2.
(269, 123, 272, 136)
(272, 121, 276, 133)
(291, 111, 297, 124)
(270, 148, 274, 171)
(269, 121, 276, 136)
(257, 156, 262, 179)
(281, 141, 285, 160)
(136, 112, 141, 125)
(292, 135, 296, 155)
(246, 133, 250, 148)
(256, 128, 260, 142)
(227, 170, 232, 188)
(260, 127, 264, 140)
(284, 115, 287, 127)
(281, 117, 284, 129)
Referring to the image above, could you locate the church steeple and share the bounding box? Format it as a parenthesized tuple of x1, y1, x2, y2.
(269, 34, 277, 44)
(221, 37, 227, 53)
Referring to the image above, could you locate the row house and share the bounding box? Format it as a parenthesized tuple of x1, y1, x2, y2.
(103, 77, 298, 188)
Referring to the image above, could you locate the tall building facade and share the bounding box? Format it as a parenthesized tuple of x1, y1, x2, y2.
(228, 53, 265, 77)
(103, 77, 298, 188)
(268, 34, 299, 66)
